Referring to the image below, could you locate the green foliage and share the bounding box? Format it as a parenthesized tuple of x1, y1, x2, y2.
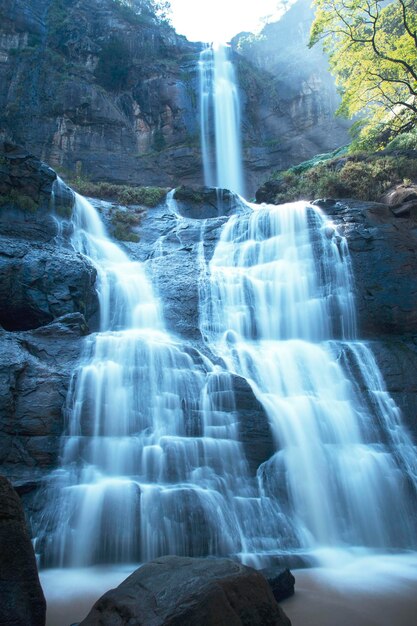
(0, 189, 38, 212)
(95, 37, 131, 92)
(69, 177, 168, 207)
(111, 208, 143, 242)
(174, 187, 205, 203)
(385, 127, 417, 150)
(310, 1, 417, 149)
(288, 146, 349, 173)
(270, 152, 417, 203)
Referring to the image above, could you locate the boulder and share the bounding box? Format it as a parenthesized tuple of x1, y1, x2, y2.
(0, 476, 46, 626)
(380, 183, 417, 219)
(381, 183, 417, 207)
(79, 555, 291, 626)
(0, 240, 98, 331)
(263, 568, 296, 603)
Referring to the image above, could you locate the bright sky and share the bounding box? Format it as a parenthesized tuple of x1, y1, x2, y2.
(169, 0, 286, 43)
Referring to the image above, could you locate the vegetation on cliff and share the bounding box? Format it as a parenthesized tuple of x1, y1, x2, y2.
(310, 0, 417, 150)
(260, 149, 417, 203)
(68, 178, 168, 207)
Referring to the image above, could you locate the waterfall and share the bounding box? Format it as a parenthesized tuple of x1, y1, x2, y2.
(36, 191, 301, 568)
(200, 200, 417, 553)
(199, 44, 245, 196)
(36, 186, 417, 574)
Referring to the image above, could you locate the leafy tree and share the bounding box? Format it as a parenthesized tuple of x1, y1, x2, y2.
(309, 1, 417, 149)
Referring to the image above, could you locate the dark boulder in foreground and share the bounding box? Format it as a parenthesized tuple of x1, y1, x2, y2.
(79, 555, 291, 626)
(263, 568, 296, 603)
(0, 476, 46, 626)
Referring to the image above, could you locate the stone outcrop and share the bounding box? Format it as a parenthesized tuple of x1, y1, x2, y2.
(0, 142, 99, 331)
(263, 568, 296, 603)
(0, 242, 98, 331)
(381, 182, 417, 218)
(0, 476, 46, 626)
(78, 555, 291, 626)
(0, 144, 97, 490)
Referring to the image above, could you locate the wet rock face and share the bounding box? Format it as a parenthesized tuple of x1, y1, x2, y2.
(232, 375, 275, 477)
(79, 555, 291, 626)
(368, 338, 417, 441)
(0, 143, 99, 330)
(0, 476, 46, 626)
(318, 199, 417, 338)
(0, 314, 87, 489)
(0, 146, 97, 487)
(0, 241, 98, 331)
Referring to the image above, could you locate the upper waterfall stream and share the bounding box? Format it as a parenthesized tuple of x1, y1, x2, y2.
(199, 44, 244, 195)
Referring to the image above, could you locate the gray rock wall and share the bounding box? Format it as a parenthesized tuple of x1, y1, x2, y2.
(0, 144, 97, 490)
(0, 0, 349, 193)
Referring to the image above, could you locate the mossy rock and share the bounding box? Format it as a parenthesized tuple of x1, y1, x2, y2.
(0, 190, 38, 212)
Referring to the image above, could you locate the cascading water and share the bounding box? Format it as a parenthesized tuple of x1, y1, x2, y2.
(199, 44, 244, 196)
(36, 189, 302, 569)
(37, 186, 417, 576)
(200, 200, 417, 555)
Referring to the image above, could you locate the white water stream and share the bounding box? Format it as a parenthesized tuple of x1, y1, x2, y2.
(37, 192, 296, 569)
(199, 44, 244, 195)
(200, 200, 417, 553)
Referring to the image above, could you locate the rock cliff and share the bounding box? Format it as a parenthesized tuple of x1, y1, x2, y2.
(0, 0, 201, 186)
(0, 142, 97, 492)
(0, 0, 349, 194)
(232, 0, 351, 193)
